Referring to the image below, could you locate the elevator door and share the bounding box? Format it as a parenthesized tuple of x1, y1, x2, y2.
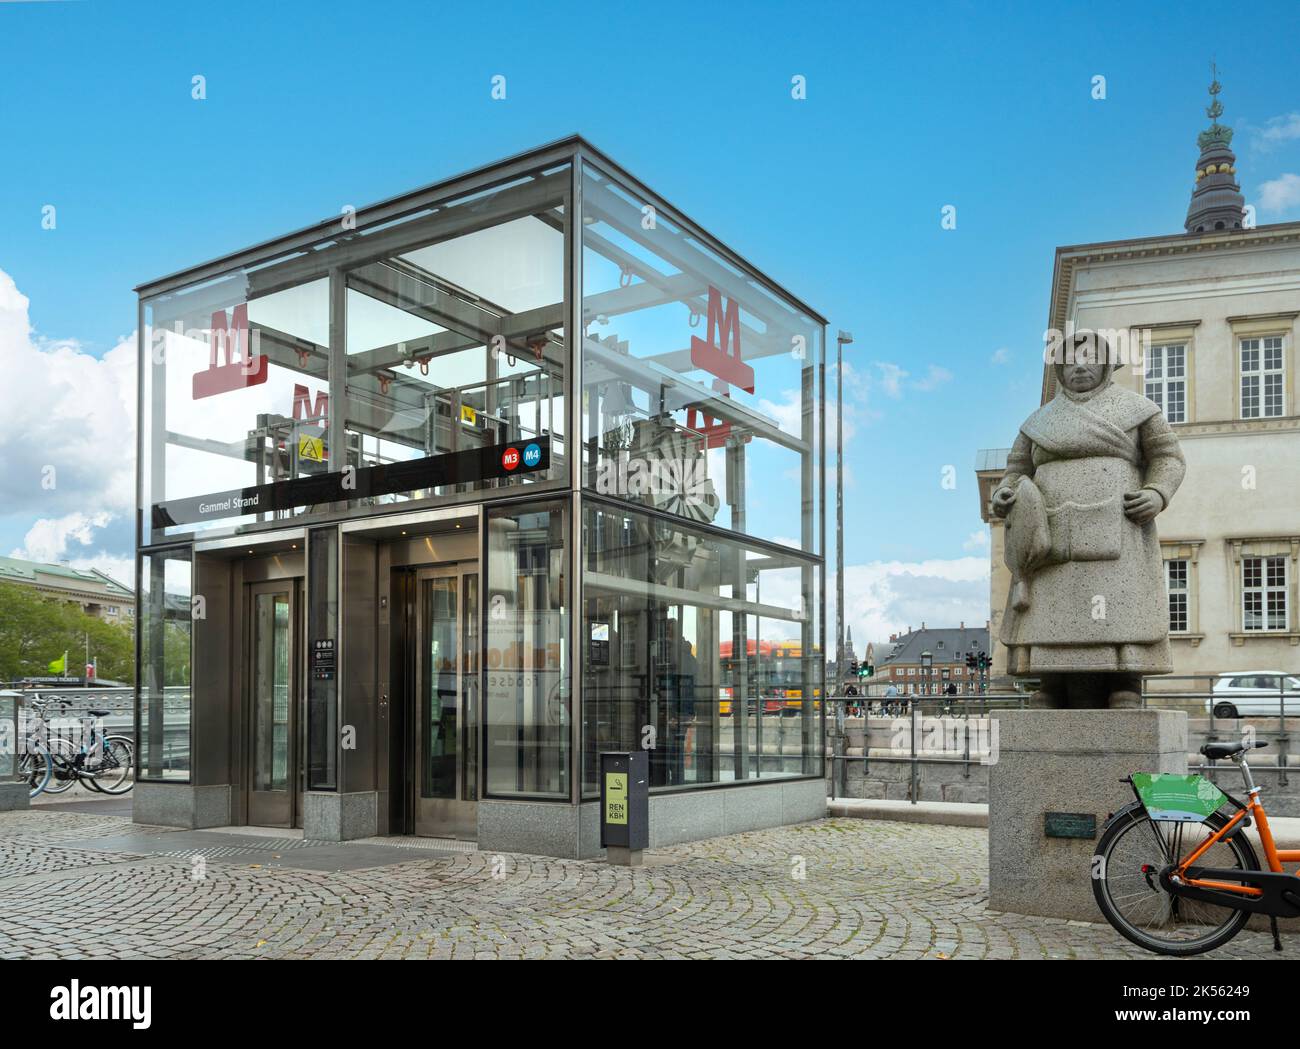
(414, 565, 478, 838)
(246, 581, 302, 828)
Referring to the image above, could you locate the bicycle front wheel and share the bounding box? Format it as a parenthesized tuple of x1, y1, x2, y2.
(1092, 800, 1256, 956)
(19, 742, 53, 798)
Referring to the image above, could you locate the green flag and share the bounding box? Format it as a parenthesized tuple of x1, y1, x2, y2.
(48, 651, 66, 674)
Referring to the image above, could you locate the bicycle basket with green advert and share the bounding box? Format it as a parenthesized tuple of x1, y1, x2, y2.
(1131, 772, 1228, 823)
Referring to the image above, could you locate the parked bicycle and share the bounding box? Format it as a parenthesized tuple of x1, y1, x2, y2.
(19, 695, 134, 798)
(1092, 739, 1296, 955)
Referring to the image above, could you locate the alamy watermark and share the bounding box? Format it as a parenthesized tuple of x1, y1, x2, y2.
(1042, 324, 1153, 376)
(888, 716, 1000, 765)
(594, 450, 713, 510)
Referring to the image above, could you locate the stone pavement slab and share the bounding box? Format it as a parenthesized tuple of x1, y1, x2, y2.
(0, 810, 1291, 960)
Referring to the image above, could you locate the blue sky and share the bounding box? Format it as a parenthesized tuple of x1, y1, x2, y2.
(2, 0, 1300, 646)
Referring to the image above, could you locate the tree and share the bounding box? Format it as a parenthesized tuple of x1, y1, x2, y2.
(0, 581, 134, 684)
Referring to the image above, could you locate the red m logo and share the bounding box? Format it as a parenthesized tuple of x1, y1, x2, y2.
(690, 286, 755, 393)
(292, 384, 329, 422)
(193, 304, 268, 399)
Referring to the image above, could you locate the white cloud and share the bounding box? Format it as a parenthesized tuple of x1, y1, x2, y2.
(962, 529, 989, 551)
(912, 364, 953, 391)
(1248, 113, 1300, 152)
(10, 511, 133, 589)
(875, 361, 907, 399)
(828, 556, 991, 653)
(0, 268, 136, 566)
(1258, 173, 1300, 215)
(872, 360, 953, 397)
(991, 347, 1011, 365)
(13, 511, 112, 562)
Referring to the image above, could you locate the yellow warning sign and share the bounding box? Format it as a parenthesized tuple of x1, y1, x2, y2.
(298, 435, 325, 463)
(605, 772, 628, 825)
(460, 404, 477, 426)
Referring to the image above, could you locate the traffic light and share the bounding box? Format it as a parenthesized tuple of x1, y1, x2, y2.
(848, 659, 859, 679)
(965, 653, 977, 671)
(861, 663, 873, 678)
(979, 651, 990, 670)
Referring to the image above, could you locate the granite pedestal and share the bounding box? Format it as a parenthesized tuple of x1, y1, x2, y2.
(0, 780, 29, 811)
(988, 709, 1187, 921)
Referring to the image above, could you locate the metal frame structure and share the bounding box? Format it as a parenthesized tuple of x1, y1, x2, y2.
(133, 137, 828, 840)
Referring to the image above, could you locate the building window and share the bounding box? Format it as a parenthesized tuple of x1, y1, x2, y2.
(906, 667, 916, 677)
(1240, 336, 1285, 419)
(1166, 559, 1189, 633)
(1145, 344, 1187, 423)
(1243, 555, 1288, 631)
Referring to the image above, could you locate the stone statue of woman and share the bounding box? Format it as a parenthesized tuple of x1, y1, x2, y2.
(991, 330, 1186, 709)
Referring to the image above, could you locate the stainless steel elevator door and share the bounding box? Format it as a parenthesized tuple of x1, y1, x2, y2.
(413, 565, 478, 839)
(247, 582, 302, 828)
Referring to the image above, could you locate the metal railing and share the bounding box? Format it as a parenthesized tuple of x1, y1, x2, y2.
(827, 672, 1300, 804)
(1142, 674, 1298, 788)
(827, 701, 997, 803)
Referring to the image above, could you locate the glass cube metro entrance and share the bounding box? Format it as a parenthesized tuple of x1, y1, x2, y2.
(133, 137, 828, 855)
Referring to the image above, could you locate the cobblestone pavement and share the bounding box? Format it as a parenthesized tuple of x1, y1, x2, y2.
(0, 810, 1289, 960)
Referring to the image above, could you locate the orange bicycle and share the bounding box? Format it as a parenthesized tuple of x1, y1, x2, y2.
(1092, 740, 1298, 956)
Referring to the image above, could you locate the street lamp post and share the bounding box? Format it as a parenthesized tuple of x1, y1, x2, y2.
(834, 330, 853, 705)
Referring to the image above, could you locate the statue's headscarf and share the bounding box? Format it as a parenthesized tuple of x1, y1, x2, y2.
(1053, 330, 1115, 403)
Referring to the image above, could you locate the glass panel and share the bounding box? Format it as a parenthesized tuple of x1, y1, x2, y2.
(139, 164, 574, 545)
(1167, 346, 1185, 377)
(421, 577, 459, 800)
(580, 161, 823, 554)
(138, 549, 192, 780)
(142, 274, 330, 542)
(252, 592, 292, 792)
(581, 501, 823, 795)
(342, 173, 569, 507)
(485, 501, 569, 797)
(1145, 346, 1162, 378)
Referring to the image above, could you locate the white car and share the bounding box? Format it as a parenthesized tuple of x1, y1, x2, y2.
(1206, 671, 1300, 719)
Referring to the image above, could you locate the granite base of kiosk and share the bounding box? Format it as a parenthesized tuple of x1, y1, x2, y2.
(600, 751, 649, 866)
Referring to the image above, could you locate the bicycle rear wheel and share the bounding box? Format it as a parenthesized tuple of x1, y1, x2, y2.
(1092, 800, 1256, 956)
(88, 736, 134, 795)
(41, 737, 80, 795)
